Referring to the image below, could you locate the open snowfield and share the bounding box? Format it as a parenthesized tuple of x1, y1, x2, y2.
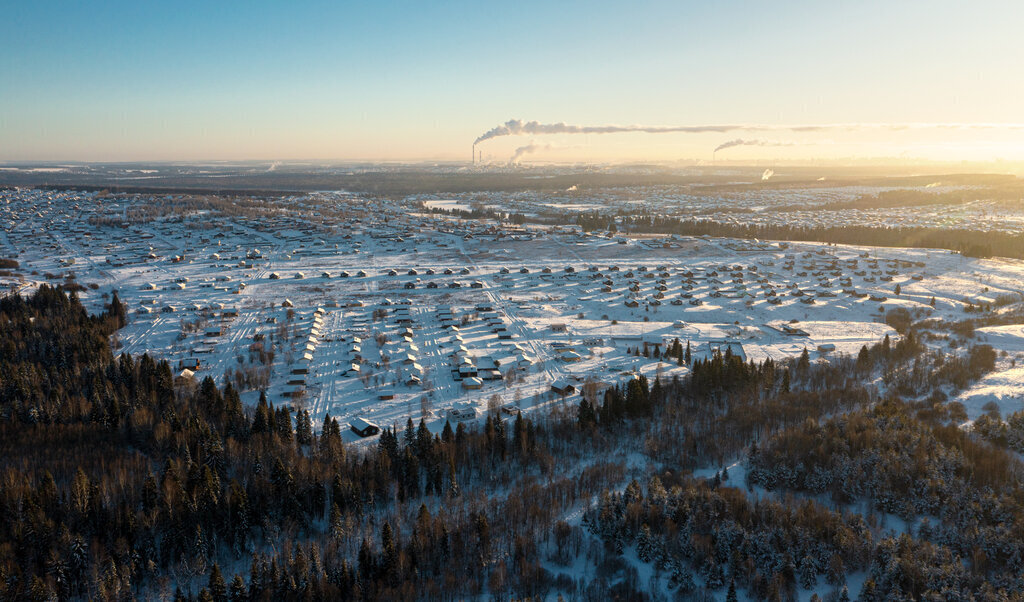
(954, 364, 1024, 421)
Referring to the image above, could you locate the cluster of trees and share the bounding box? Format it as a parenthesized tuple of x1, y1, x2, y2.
(585, 476, 871, 600)
(663, 338, 691, 365)
(689, 348, 786, 399)
(850, 330, 996, 398)
(575, 211, 616, 233)
(971, 407, 1024, 453)
(423, 204, 501, 221)
(747, 401, 1024, 594)
(578, 374, 653, 428)
(85, 194, 280, 227)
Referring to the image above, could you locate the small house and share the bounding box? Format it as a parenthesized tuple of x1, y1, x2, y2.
(551, 379, 576, 396)
(350, 418, 381, 438)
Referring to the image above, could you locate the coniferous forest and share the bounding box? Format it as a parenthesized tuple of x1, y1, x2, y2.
(2, 286, 1023, 600)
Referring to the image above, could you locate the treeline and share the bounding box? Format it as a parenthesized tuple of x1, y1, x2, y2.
(423, 204, 528, 225)
(575, 211, 617, 233)
(608, 215, 1024, 259)
(782, 188, 978, 212)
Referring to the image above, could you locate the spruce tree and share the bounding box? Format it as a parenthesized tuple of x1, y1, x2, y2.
(208, 564, 227, 602)
(228, 575, 247, 602)
(726, 579, 738, 602)
(295, 409, 313, 446)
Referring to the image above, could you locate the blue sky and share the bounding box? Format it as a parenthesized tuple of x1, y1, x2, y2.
(2, 1, 1023, 162)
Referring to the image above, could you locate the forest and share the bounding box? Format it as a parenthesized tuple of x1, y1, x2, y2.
(1, 287, 1021, 600)
(603, 215, 1017, 259)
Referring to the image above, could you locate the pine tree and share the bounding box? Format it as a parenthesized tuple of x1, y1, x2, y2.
(416, 419, 432, 458)
(381, 522, 397, 582)
(276, 406, 293, 443)
(208, 564, 227, 602)
(726, 579, 738, 602)
(295, 409, 313, 446)
(447, 456, 460, 497)
(637, 524, 653, 562)
(856, 345, 871, 373)
(329, 503, 345, 540)
(670, 560, 695, 592)
(799, 555, 817, 590)
(827, 553, 845, 586)
(403, 417, 416, 449)
(253, 392, 270, 435)
(577, 398, 597, 428)
(357, 538, 375, 583)
(228, 575, 247, 602)
(860, 578, 877, 601)
(108, 291, 127, 328)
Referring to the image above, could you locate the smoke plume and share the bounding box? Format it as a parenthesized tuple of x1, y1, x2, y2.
(509, 142, 573, 164)
(475, 119, 750, 145)
(474, 119, 1024, 145)
(714, 139, 796, 153)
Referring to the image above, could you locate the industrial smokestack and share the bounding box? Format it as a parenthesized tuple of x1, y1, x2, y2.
(472, 143, 476, 165)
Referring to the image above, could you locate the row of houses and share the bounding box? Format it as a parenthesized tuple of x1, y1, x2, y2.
(286, 307, 327, 397)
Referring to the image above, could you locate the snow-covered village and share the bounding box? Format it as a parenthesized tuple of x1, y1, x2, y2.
(4, 169, 1024, 599)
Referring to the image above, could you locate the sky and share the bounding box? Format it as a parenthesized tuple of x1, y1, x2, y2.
(2, 0, 1024, 164)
